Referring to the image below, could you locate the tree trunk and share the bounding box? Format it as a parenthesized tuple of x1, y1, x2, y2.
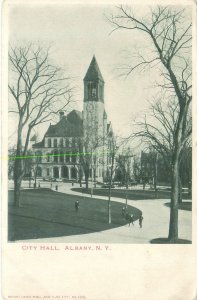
(168, 157, 179, 242)
(85, 173, 89, 191)
(178, 174, 182, 204)
(153, 165, 157, 198)
(125, 183, 128, 209)
(13, 124, 23, 207)
(108, 184, 112, 224)
(14, 177, 22, 207)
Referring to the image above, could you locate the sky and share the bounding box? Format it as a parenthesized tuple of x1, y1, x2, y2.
(7, 3, 191, 145)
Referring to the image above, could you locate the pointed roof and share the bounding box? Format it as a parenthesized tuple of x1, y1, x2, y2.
(84, 56, 104, 82)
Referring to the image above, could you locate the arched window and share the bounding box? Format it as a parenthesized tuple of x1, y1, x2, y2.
(92, 85, 96, 98)
(53, 167, 59, 179)
(88, 82, 97, 99)
(61, 166, 68, 178)
(71, 168, 77, 179)
(48, 139, 51, 148)
(54, 139, 57, 148)
(37, 166, 42, 177)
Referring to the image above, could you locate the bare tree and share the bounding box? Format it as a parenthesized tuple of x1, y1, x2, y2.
(135, 97, 191, 202)
(116, 148, 134, 207)
(106, 135, 126, 224)
(108, 6, 192, 242)
(9, 44, 74, 207)
(81, 101, 106, 192)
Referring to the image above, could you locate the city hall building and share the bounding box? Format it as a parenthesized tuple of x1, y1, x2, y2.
(32, 56, 113, 182)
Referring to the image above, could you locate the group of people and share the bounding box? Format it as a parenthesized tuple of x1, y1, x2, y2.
(122, 206, 143, 228)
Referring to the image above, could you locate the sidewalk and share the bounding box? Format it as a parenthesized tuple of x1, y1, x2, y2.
(20, 182, 192, 243)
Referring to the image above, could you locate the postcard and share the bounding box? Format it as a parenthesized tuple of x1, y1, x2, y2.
(1, 0, 197, 299)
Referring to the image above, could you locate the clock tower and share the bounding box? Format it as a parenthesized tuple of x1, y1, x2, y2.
(83, 56, 105, 147)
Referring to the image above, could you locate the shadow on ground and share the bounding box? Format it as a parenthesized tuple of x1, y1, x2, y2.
(71, 188, 191, 201)
(8, 189, 141, 242)
(150, 238, 192, 244)
(164, 202, 192, 211)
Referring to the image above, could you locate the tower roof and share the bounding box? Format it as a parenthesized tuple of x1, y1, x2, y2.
(84, 56, 104, 82)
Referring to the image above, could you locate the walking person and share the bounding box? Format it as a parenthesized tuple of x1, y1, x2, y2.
(122, 206, 126, 217)
(75, 200, 79, 212)
(128, 214, 134, 226)
(139, 214, 143, 228)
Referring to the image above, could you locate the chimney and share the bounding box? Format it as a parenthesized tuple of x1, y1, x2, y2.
(59, 111, 64, 120)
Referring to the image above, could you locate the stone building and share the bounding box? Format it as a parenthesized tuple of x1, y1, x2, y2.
(32, 56, 113, 182)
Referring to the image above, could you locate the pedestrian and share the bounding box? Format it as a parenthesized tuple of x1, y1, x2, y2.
(56, 184, 58, 191)
(128, 214, 134, 226)
(75, 200, 79, 212)
(72, 181, 74, 186)
(122, 206, 126, 216)
(139, 214, 143, 228)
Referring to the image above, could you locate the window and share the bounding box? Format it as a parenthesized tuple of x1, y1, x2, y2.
(87, 82, 97, 99)
(53, 167, 59, 179)
(54, 150, 58, 162)
(47, 153, 50, 162)
(60, 138, 63, 147)
(66, 152, 70, 162)
(54, 139, 57, 148)
(72, 138, 75, 148)
(48, 139, 51, 148)
(61, 166, 68, 178)
(66, 139, 69, 148)
(99, 85, 103, 100)
(36, 151, 42, 163)
(72, 154, 76, 163)
(37, 167, 42, 177)
(92, 87, 96, 98)
(60, 151, 64, 163)
(47, 168, 50, 176)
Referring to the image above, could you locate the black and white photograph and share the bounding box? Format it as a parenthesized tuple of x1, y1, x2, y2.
(2, 0, 197, 299)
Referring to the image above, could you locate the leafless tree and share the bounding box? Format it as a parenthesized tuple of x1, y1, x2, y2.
(8, 146, 16, 179)
(135, 97, 191, 202)
(116, 148, 134, 206)
(106, 135, 126, 224)
(9, 44, 74, 207)
(81, 101, 106, 192)
(108, 5, 192, 242)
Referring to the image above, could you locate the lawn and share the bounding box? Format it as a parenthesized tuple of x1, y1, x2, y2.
(8, 189, 141, 241)
(72, 187, 191, 201)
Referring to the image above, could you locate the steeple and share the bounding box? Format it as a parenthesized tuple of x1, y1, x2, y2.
(84, 55, 104, 82)
(83, 56, 104, 102)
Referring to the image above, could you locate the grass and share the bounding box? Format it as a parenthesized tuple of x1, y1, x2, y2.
(72, 187, 191, 201)
(8, 189, 142, 241)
